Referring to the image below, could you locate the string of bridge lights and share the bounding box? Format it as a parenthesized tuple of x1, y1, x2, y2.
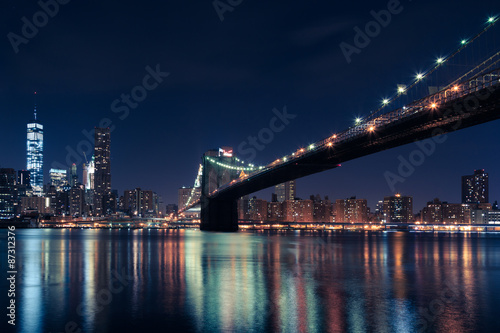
(206, 157, 265, 171)
(185, 164, 203, 207)
(352, 15, 499, 127)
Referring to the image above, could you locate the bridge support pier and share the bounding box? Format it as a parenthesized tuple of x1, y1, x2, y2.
(200, 195, 238, 232)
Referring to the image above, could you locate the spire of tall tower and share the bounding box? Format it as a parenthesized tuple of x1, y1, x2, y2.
(33, 91, 37, 120)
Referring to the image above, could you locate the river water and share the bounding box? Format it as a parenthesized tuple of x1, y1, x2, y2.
(2, 229, 500, 332)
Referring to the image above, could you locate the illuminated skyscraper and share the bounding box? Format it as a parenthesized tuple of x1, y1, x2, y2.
(383, 194, 413, 223)
(49, 169, 68, 191)
(84, 156, 95, 190)
(275, 180, 296, 202)
(27, 96, 43, 196)
(70, 163, 78, 186)
(94, 128, 111, 216)
(462, 169, 489, 204)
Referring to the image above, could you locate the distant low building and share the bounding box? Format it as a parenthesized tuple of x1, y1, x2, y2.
(383, 194, 413, 223)
(311, 195, 332, 222)
(336, 197, 368, 223)
(471, 210, 500, 224)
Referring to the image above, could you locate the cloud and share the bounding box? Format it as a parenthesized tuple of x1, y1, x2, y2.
(290, 18, 360, 46)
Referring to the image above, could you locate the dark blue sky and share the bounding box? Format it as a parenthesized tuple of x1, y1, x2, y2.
(1, 0, 499, 211)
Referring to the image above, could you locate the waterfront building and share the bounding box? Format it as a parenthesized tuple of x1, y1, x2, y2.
(421, 199, 472, 224)
(247, 197, 268, 221)
(267, 201, 283, 222)
(471, 210, 500, 224)
(311, 195, 332, 222)
(383, 194, 413, 223)
(283, 199, 314, 222)
(462, 169, 489, 204)
(336, 197, 368, 223)
(123, 188, 159, 217)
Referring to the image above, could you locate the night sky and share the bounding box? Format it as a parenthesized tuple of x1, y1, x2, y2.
(1, 0, 499, 211)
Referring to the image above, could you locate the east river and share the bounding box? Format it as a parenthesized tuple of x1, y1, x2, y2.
(2, 229, 500, 332)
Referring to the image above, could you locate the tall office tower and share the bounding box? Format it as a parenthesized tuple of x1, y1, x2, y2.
(462, 169, 489, 204)
(84, 156, 95, 190)
(49, 169, 68, 191)
(27, 97, 44, 196)
(94, 128, 111, 216)
(383, 194, 413, 223)
(82, 163, 88, 188)
(69, 186, 84, 217)
(70, 163, 78, 187)
(17, 170, 31, 187)
(335, 197, 368, 223)
(0, 168, 17, 219)
(275, 180, 296, 202)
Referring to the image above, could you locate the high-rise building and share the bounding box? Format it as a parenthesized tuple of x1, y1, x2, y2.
(0, 168, 17, 219)
(275, 180, 296, 202)
(70, 163, 78, 187)
(311, 195, 332, 222)
(83, 156, 95, 190)
(123, 188, 159, 217)
(17, 170, 30, 187)
(69, 186, 84, 217)
(335, 197, 368, 223)
(49, 169, 68, 191)
(238, 195, 250, 220)
(27, 98, 44, 196)
(247, 197, 268, 221)
(462, 169, 489, 204)
(421, 198, 472, 224)
(94, 128, 111, 216)
(282, 199, 314, 222)
(383, 194, 413, 223)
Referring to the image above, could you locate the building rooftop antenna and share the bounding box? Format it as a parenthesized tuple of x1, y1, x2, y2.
(33, 91, 37, 121)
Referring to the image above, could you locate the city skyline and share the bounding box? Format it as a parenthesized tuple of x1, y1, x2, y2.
(1, 1, 499, 211)
(2, 100, 499, 213)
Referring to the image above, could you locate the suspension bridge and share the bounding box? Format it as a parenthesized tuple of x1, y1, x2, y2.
(179, 16, 500, 231)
